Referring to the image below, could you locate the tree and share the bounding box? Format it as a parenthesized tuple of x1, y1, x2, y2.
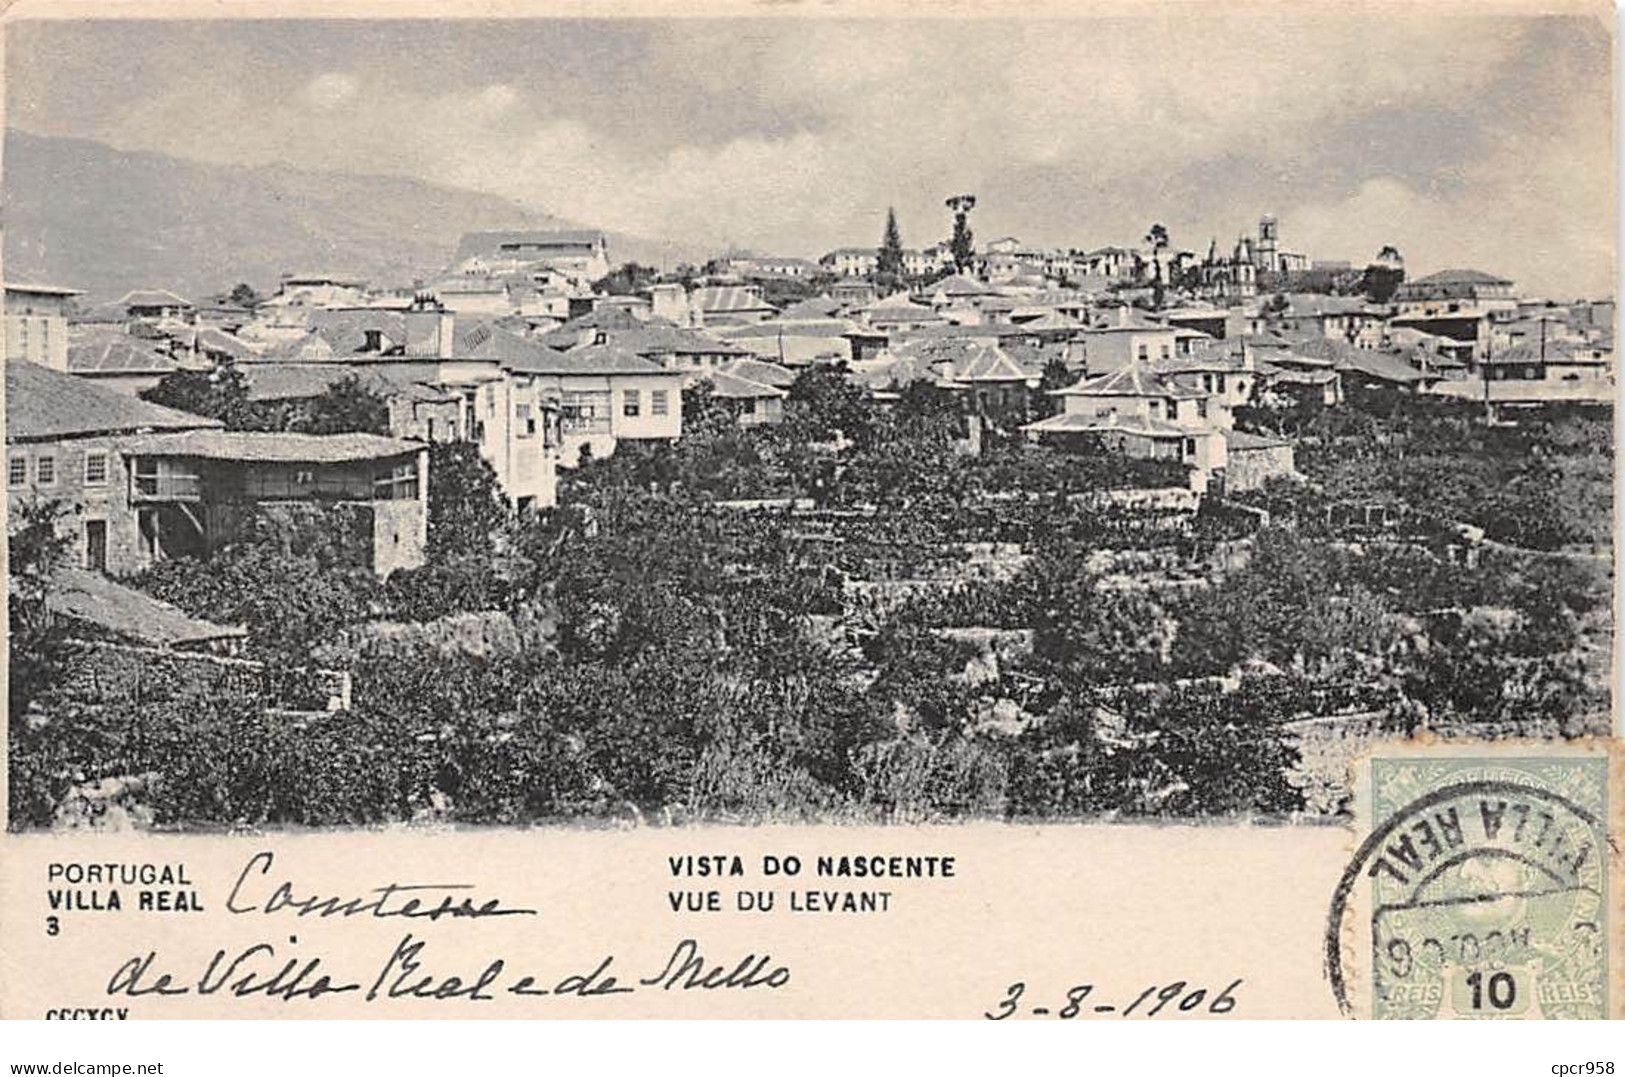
(1145, 223, 1169, 307)
(946, 194, 977, 273)
(877, 207, 906, 291)
(8, 498, 74, 722)
(785, 363, 878, 448)
(292, 374, 390, 436)
(595, 262, 658, 296)
(423, 442, 514, 562)
(141, 363, 265, 429)
(1362, 246, 1406, 304)
(1037, 357, 1074, 418)
(227, 283, 263, 308)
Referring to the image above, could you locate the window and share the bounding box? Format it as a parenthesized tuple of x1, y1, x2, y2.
(373, 461, 420, 501)
(740, 398, 756, 415)
(486, 386, 497, 416)
(8, 455, 26, 488)
(1216, 375, 1227, 394)
(1196, 400, 1208, 419)
(651, 389, 669, 417)
(1183, 438, 1197, 458)
(516, 403, 536, 438)
(84, 451, 109, 486)
(36, 454, 55, 487)
(1137, 344, 1148, 361)
(1160, 345, 1171, 361)
(1166, 401, 1179, 421)
(623, 389, 642, 418)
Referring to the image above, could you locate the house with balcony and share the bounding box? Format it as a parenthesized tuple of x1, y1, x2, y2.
(6, 359, 428, 577)
(120, 429, 428, 576)
(6, 358, 220, 576)
(502, 340, 685, 466)
(1021, 362, 1227, 488)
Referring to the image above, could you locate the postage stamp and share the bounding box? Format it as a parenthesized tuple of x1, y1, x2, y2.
(1330, 755, 1610, 1019)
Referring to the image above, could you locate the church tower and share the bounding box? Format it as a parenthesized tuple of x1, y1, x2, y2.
(1257, 215, 1279, 273)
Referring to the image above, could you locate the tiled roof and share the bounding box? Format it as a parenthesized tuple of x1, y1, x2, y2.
(458, 230, 606, 259)
(609, 324, 750, 356)
(1022, 411, 1190, 438)
(1487, 341, 1610, 366)
(1057, 364, 1204, 399)
(695, 286, 777, 314)
(45, 567, 246, 647)
(716, 358, 798, 389)
(66, 329, 180, 376)
(5, 282, 84, 300)
(1258, 363, 1341, 385)
(1334, 349, 1429, 384)
(865, 292, 947, 325)
(847, 353, 955, 392)
(504, 341, 679, 377)
(708, 370, 788, 400)
(946, 341, 1033, 384)
(127, 429, 422, 463)
(119, 289, 193, 309)
(1083, 307, 1171, 333)
(532, 308, 650, 349)
(1410, 268, 1513, 287)
(927, 275, 991, 297)
(779, 296, 843, 319)
(718, 318, 866, 340)
(5, 359, 220, 442)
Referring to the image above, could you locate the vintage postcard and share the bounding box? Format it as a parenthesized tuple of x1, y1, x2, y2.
(0, 0, 1618, 1021)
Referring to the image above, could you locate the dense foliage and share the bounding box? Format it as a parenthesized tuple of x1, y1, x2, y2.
(10, 374, 1611, 829)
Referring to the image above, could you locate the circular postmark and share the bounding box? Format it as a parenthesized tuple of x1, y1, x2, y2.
(1325, 776, 1609, 1019)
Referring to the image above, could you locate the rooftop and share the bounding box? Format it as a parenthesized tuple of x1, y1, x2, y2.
(5, 282, 84, 297)
(458, 230, 607, 259)
(126, 429, 424, 464)
(1057, 363, 1205, 399)
(67, 328, 182, 376)
(1022, 411, 1191, 438)
(119, 289, 193, 309)
(506, 340, 680, 377)
(708, 370, 788, 400)
(45, 567, 246, 648)
(5, 359, 219, 442)
(1409, 268, 1514, 287)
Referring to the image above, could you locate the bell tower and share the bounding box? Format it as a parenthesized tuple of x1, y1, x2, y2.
(1258, 215, 1279, 273)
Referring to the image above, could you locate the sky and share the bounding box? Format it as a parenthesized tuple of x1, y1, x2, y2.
(4, 12, 1616, 297)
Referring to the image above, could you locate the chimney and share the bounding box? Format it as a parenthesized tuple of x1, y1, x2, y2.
(404, 293, 454, 358)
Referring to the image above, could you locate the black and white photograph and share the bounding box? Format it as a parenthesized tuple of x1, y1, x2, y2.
(4, 8, 1614, 838)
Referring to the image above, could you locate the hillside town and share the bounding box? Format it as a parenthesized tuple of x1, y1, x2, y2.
(6, 201, 1615, 829)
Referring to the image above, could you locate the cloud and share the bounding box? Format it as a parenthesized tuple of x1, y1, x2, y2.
(16, 14, 1610, 294)
(303, 72, 358, 110)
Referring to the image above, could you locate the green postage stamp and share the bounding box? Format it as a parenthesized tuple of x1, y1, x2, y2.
(1357, 755, 1609, 1019)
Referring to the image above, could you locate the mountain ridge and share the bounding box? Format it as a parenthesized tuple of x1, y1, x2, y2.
(1, 130, 706, 301)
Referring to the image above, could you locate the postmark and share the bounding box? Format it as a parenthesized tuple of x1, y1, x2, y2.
(1326, 755, 1610, 1019)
